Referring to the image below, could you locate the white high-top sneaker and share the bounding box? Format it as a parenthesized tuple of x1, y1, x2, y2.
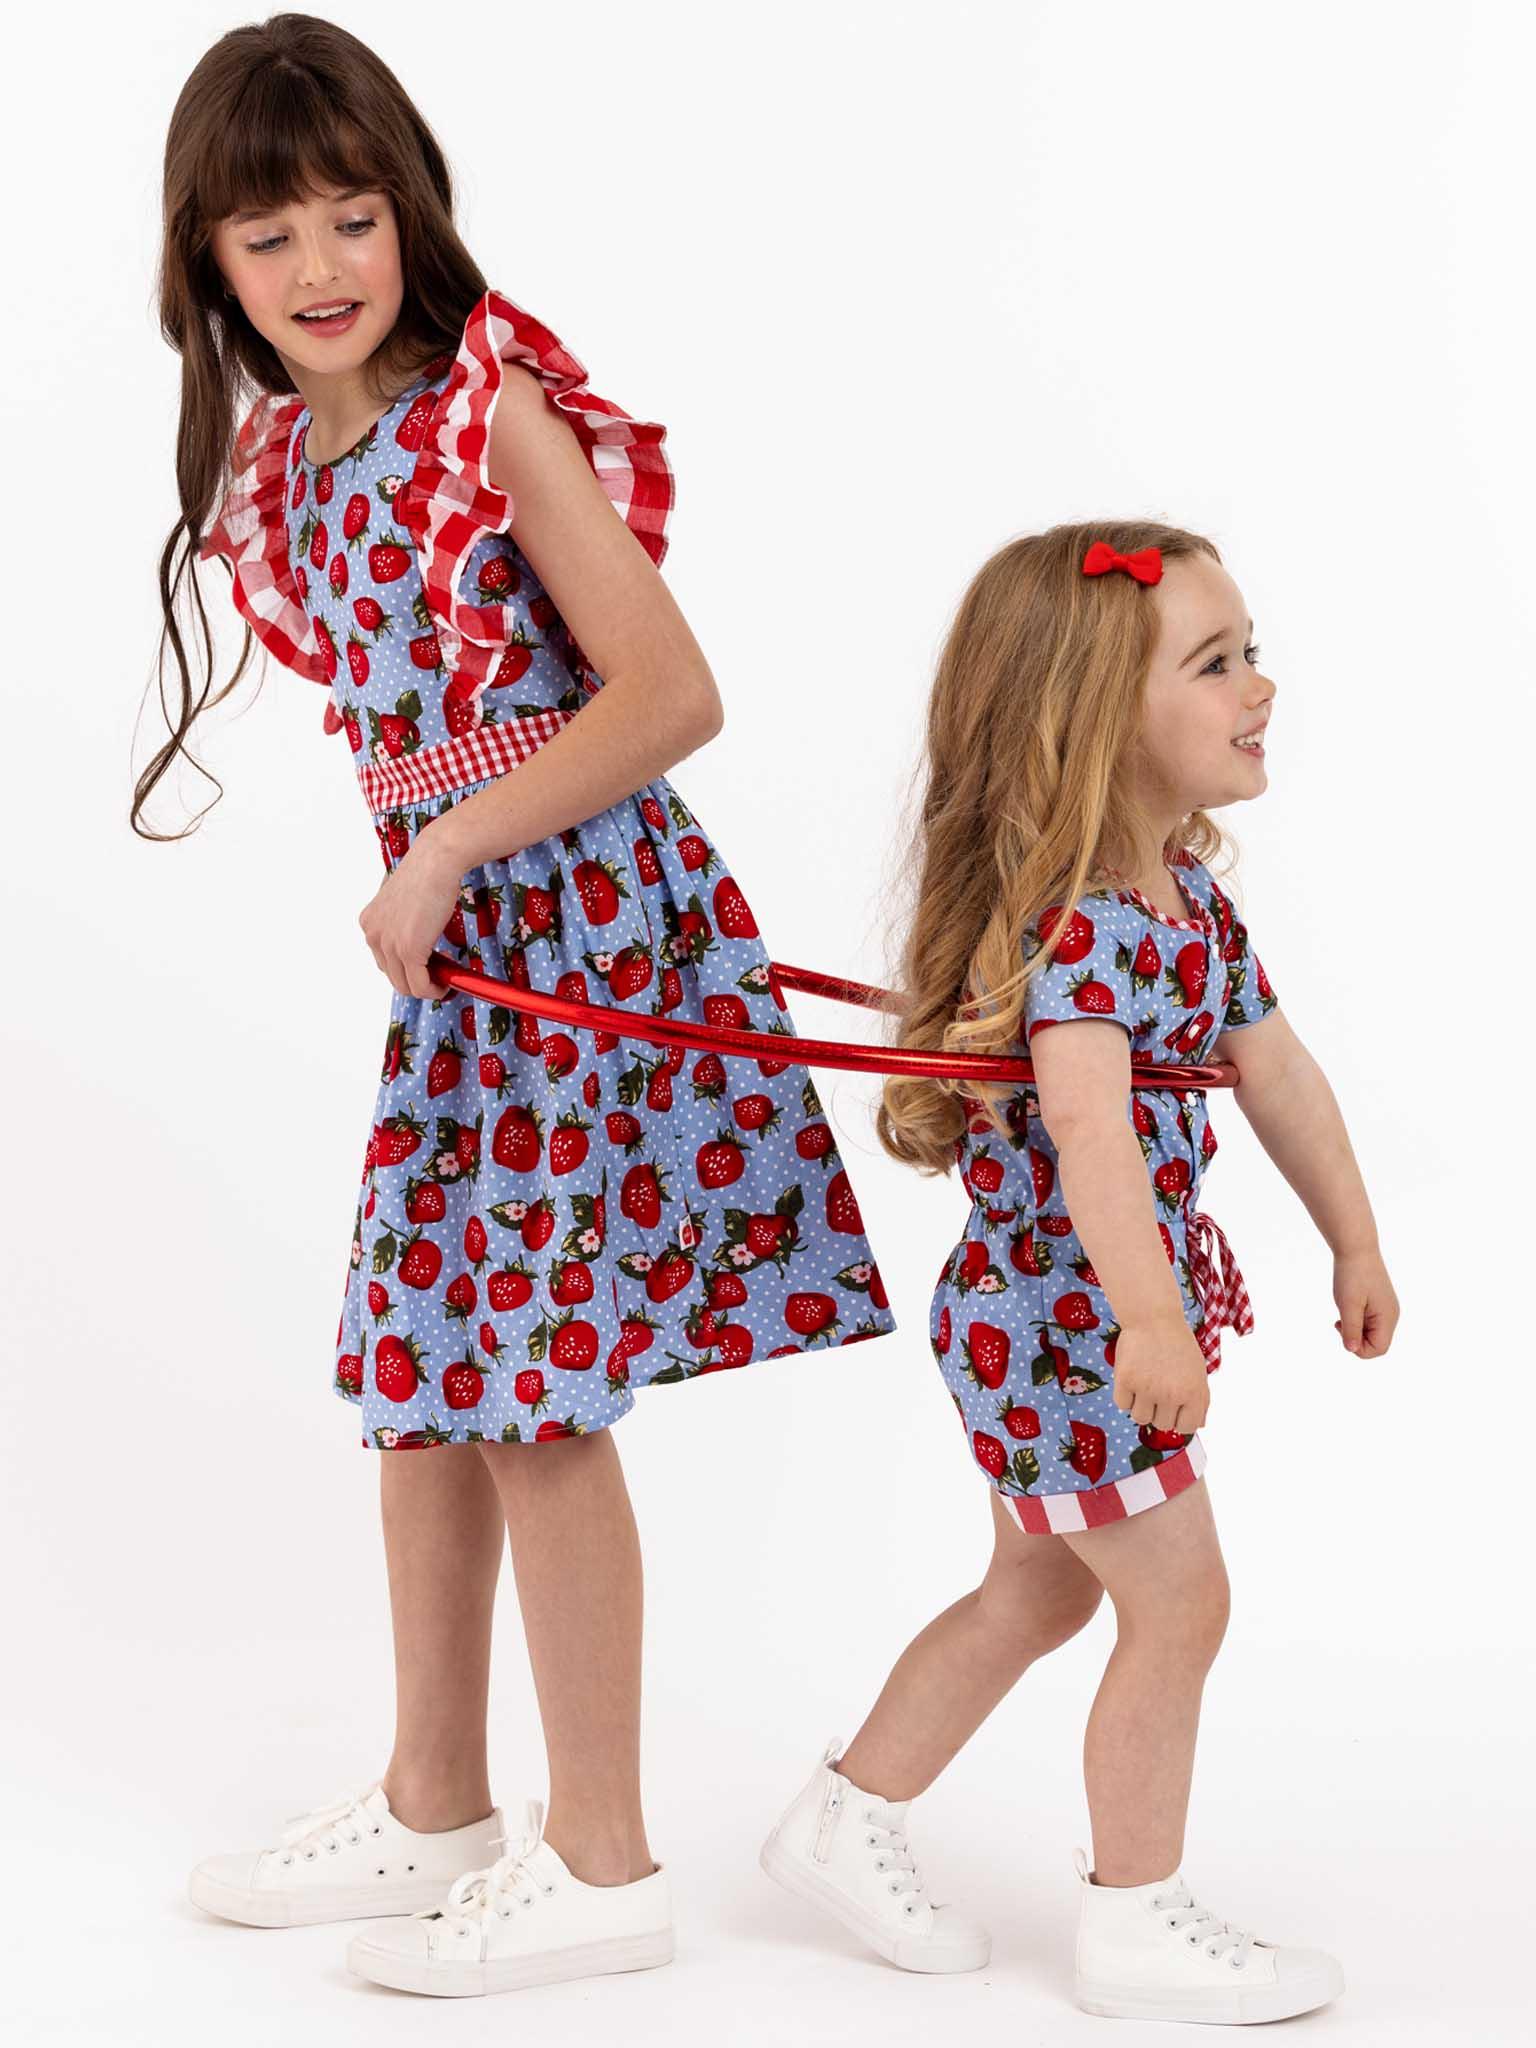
(1072, 1845, 1345, 2023)
(188, 1782, 504, 1928)
(346, 1798, 674, 1997)
(759, 1737, 990, 1973)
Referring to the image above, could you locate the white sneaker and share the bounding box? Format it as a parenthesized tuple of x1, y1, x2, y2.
(188, 1782, 504, 1928)
(1072, 1846, 1346, 2023)
(759, 1736, 990, 1974)
(346, 1798, 674, 1997)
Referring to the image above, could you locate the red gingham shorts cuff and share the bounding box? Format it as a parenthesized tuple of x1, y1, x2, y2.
(1005, 1434, 1207, 1536)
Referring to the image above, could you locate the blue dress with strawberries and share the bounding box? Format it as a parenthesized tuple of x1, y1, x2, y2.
(930, 853, 1277, 1533)
(200, 287, 897, 1449)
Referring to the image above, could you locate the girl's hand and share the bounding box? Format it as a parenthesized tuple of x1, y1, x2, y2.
(358, 829, 467, 1002)
(1111, 1313, 1212, 1435)
(1333, 1246, 1399, 1359)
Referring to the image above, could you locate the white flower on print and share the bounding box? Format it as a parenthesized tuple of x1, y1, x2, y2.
(743, 964, 770, 990)
(848, 1260, 872, 1283)
(977, 1273, 1002, 1293)
(506, 1200, 529, 1221)
(434, 1151, 462, 1180)
(592, 951, 615, 975)
(579, 1229, 601, 1254)
(728, 1244, 754, 1268)
(630, 1251, 655, 1273)
(377, 1428, 400, 1448)
(668, 935, 690, 962)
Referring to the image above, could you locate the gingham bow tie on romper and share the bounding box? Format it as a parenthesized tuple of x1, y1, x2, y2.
(1185, 1207, 1254, 1370)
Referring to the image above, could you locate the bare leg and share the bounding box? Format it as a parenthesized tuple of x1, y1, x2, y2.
(478, 1429, 652, 1888)
(1057, 1476, 1230, 1886)
(837, 1491, 1105, 1800)
(378, 1446, 506, 1832)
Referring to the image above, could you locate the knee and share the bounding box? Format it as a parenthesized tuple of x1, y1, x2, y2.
(980, 1569, 1105, 1657)
(1188, 1560, 1232, 1654)
(1123, 1560, 1230, 1662)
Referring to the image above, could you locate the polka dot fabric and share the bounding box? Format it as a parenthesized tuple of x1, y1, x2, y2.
(931, 852, 1278, 1533)
(201, 288, 898, 1449)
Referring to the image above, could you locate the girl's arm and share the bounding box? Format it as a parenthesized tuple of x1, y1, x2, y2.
(1031, 1019, 1214, 1433)
(430, 361, 724, 875)
(1214, 1008, 1400, 1358)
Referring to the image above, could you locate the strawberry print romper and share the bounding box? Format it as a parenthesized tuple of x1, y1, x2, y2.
(930, 852, 1277, 1533)
(200, 287, 897, 1450)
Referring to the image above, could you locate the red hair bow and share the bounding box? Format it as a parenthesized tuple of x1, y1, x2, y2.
(1081, 540, 1163, 585)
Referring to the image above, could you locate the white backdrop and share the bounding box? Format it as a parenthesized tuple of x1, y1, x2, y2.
(4, 3, 1531, 2041)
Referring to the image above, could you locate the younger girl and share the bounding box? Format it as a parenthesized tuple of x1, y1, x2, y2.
(760, 525, 1399, 2024)
(143, 16, 894, 2000)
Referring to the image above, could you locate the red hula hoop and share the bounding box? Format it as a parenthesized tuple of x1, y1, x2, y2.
(424, 951, 1238, 1093)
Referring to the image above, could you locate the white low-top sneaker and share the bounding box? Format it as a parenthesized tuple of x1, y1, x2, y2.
(188, 1782, 504, 1928)
(759, 1736, 990, 1973)
(1072, 1846, 1346, 2023)
(346, 1798, 674, 1997)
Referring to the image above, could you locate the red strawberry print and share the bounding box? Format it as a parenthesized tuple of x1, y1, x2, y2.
(997, 1396, 1041, 1440)
(442, 1356, 485, 1409)
(279, 336, 898, 1444)
(697, 1131, 748, 1189)
(962, 1321, 1011, 1390)
(825, 1169, 865, 1234)
(1036, 905, 1095, 963)
(784, 1292, 840, 1341)
(922, 859, 1275, 1511)
(367, 531, 412, 582)
(1060, 1420, 1108, 1484)
(514, 1368, 550, 1413)
(973, 1430, 1008, 1480)
(374, 1333, 427, 1403)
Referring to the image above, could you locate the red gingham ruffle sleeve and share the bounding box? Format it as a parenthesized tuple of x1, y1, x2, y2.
(393, 286, 676, 704)
(197, 390, 328, 684)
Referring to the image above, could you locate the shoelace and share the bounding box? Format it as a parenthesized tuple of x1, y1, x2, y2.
(275, 1786, 377, 1863)
(862, 1809, 928, 1911)
(430, 1801, 555, 1932)
(1151, 1878, 1256, 1966)
(274, 1785, 378, 1867)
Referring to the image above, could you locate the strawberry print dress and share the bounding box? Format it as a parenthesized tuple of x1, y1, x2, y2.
(930, 851, 1277, 1534)
(199, 287, 897, 1450)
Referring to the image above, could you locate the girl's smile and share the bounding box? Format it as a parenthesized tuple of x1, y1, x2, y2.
(292, 298, 363, 334)
(1136, 553, 1278, 828)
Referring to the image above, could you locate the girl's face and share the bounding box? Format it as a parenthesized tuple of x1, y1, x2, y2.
(210, 182, 404, 384)
(1135, 552, 1276, 818)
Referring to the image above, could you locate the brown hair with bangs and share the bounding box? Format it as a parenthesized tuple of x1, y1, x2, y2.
(872, 519, 1238, 1176)
(134, 12, 490, 840)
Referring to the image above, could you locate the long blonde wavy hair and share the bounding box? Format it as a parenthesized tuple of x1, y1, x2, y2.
(873, 519, 1239, 1176)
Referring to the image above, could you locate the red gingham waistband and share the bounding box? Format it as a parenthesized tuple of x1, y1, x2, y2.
(356, 708, 576, 816)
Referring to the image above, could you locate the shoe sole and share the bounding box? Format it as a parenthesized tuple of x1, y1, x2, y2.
(759, 1834, 990, 1974)
(345, 1926, 675, 1996)
(187, 1868, 455, 1928)
(1075, 1958, 1346, 2024)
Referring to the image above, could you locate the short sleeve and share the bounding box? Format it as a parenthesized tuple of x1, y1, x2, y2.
(1022, 894, 1139, 1043)
(392, 287, 675, 709)
(197, 391, 328, 683)
(1199, 868, 1279, 1031)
